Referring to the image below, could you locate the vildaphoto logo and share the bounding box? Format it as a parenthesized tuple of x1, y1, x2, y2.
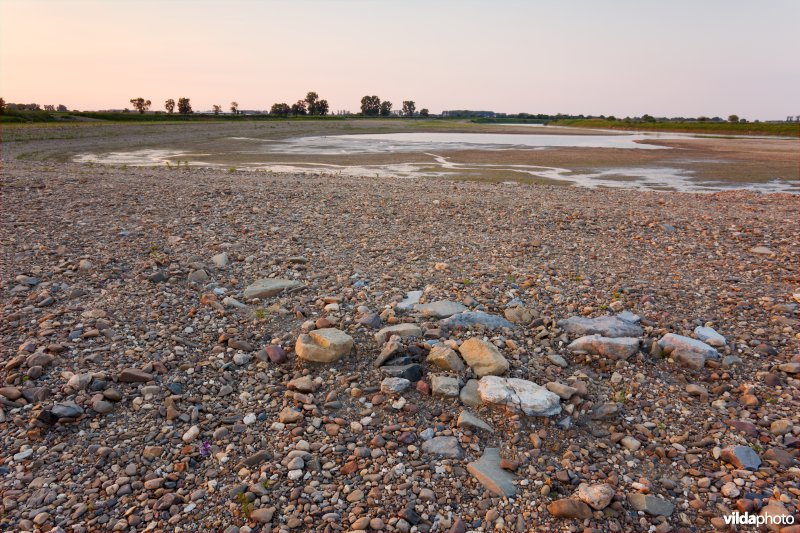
(723, 511, 795, 527)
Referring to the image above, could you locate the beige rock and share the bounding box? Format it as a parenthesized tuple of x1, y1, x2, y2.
(426, 345, 466, 372)
(295, 328, 353, 363)
(458, 338, 509, 377)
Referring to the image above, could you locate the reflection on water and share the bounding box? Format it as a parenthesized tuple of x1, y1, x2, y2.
(73, 133, 800, 194)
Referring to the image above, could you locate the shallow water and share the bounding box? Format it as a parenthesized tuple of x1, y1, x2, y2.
(74, 131, 800, 193)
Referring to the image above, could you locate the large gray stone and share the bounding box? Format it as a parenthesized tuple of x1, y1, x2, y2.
(459, 379, 481, 407)
(431, 375, 460, 397)
(458, 338, 509, 377)
(558, 315, 643, 338)
(375, 324, 422, 345)
(694, 326, 726, 347)
(720, 445, 762, 471)
(415, 300, 467, 318)
(457, 411, 493, 433)
(243, 278, 302, 300)
(52, 401, 84, 419)
(568, 335, 640, 360)
(295, 328, 353, 363)
(466, 448, 516, 497)
(421, 436, 463, 459)
(441, 311, 515, 331)
(396, 290, 423, 311)
(478, 376, 561, 417)
(657, 333, 719, 370)
(627, 494, 675, 517)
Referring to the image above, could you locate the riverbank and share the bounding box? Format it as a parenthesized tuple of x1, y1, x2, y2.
(1, 154, 798, 531)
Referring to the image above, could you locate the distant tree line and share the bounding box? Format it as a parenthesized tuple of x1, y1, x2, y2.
(1, 100, 68, 112)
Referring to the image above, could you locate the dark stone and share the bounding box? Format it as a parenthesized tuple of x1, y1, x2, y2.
(380, 364, 423, 382)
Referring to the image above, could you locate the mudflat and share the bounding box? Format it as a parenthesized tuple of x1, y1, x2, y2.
(1, 121, 799, 531)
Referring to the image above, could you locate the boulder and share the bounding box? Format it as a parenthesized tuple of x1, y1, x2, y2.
(657, 333, 719, 370)
(504, 305, 536, 325)
(431, 375, 460, 397)
(567, 335, 639, 360)
(375, 324, 422, 345)
(627, 494, 674, 517)
(459, 379, 481, 407)
(458, 338, 509, 377)
(466, 448, 516, 497)
(575, 483, 614, 510)
(693, 326, 726, 347)
(426, 345, 466, 372)
(720, 445, 761, 471)
(547, 499, 592, 519)
(421, 436, 463, 459)
(441, 311, 515, 331)
(243, 278, 302, 300)
(558, 315, 643, 338)
(295, 328, 353, 363)
(415, 300, 467, 318)
(478, 375, 561, 417)
(396, 290, 423, 311)
(456, 411, 493, 433)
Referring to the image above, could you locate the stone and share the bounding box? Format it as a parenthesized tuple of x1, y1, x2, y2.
(357, 312, 381, 329)
(694, 326, 726, 347)
(657, 333, 719, 369)
(211, 252, 229, 268)
(545, 382, 578, 400)
(466, 448, 516, 497)
(720, 445, 761, 471)
(278, 407, 304, 424)
(762, 448, 795, 468)
(0, 387, 22, 401)
(250, 508, 274, 524)
(456, 411, 493, 433)
(749, 246, 775, 255)
(627, 494, 675, 517)
(547, 353, 568, 368)
(620, 436, 641, 451)
(441, 311, 515, 331)
(375, 324, 422, 345)
(459, 379, 481, 407)
(182, 425, 200, 442)
(431, 375, 460, 397)
(295, 328, 353, 363)
(759, 502, 793, 532)
(265, 345, 287, 364)
(421, 436, 463, 459)
(415, 300, 467, 318)
(92, 399, 113, 414)
(396, 290, 423, 311)
(686, 384, 709, 398)
(287, 376, 316, 393)
(575, 483, 615, 510)
(118, 368, 153, 383)
(478, 376, 561, 417)
(51, 401, 84, 418)
(381, 377, 411, 394)
(243, 278, 302, 299)
(380, 364, 424, 382)
(504, 305, 535, 325)
(67, 373, 92, 390)
(188, 269, 209, 283)
(567, 335, 640, 360)
(778, 362, 800, 374)
(374, 335, 404, 367)
(558, 315, 643, 338)
(547, 499, 592, 519)
(426, 345, 466, 372)
(458, 338, 509, 377)
(770, 419, 792, 435)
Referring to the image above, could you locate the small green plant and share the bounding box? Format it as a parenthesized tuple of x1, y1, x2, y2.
(237, 492, 251, 517)
(751, 443, 763, 453)
(764, 396, 777, 404)
(254, 308, 269, 320)
(228, 167, 236, 173)
(615, 390, 626, 403)
(462, 278, 473, 286)
(506, 275, 516, 283)
(599, 304, 608, 310)
(612, 291, 622, 299)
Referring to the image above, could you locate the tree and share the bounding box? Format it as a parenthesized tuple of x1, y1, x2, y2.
(419, 108, 429, 117)
(57, 104, 68, 112)
(230, 101, 239, 115)
(177, 97, 192, 114)
(291, 100, 307, 115)
(130, 97, 152, 114)
(165, 98, 175, 113)
(728, 114, 739, 123)
(212, 105, 222, 115)
(44, 105, 55, 111)
(360, 95, 381, 116)
(270, 103, 290, 116)
(315, 99, 329, 116)
(0, 97, 5, 114)
(402, 100, 416, 117)
(641, 114, 656, 122)
(379, 101, 392, 116)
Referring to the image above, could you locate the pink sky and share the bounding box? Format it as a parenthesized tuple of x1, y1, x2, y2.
(2, 0, 798, 119)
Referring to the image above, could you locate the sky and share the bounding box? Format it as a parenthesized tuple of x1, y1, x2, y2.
(1, 0, 798, 119)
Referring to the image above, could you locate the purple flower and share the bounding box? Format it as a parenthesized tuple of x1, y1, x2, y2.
(200, 441, 211, 456)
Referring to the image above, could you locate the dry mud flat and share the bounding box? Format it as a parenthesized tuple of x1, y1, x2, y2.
(1, 159, 799, 532)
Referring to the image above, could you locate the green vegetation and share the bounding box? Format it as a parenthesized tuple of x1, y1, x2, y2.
(551, 118, 799, 137)
(472, 117, 548, 124)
